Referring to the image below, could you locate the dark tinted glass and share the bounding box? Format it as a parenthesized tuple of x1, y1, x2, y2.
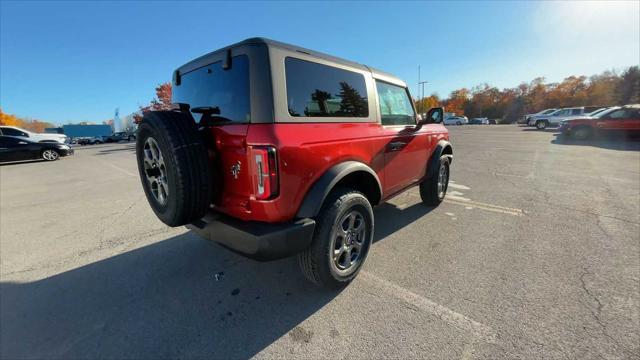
(173, 54, 250, 123)
(285, 58, 368, 118)
(1, 128, 27, 137)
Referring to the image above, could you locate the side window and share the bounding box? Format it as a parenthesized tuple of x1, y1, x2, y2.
(376, 81, 415, 126)
(285, 58, 368, 118)
(605, 109, 631, 119)
(1, 128, 27, 137)
(571, 109, 582, 115)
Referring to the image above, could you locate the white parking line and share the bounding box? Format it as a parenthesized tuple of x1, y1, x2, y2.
(445, 197, 524, 216)
(360, 271, 499, 344)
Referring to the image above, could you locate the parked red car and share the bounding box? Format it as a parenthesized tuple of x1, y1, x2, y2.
(560, 105, 640, 139)
(135, 38, 452, 288)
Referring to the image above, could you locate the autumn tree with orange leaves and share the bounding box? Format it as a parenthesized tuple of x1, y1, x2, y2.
(0, 108, 54, 133)
(415, 65, 639, 123)
(133, 82, 173, 123)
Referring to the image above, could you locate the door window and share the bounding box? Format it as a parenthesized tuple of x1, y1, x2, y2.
(376, 81, 415, 125)
(604, 109, 633, 119)
(570, 109, 582, 115)
(285, 57, 369, 118)
(0, 128, 28, 137)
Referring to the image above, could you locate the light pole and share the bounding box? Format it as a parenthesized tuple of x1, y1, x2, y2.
(418, 81, 428, 114)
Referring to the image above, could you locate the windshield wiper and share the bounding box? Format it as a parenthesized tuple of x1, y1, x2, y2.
(191, 106, 233, 126)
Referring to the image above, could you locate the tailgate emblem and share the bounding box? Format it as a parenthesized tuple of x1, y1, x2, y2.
(231, 161, 241, 179)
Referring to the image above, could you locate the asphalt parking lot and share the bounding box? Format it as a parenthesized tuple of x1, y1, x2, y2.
(1, 126, 639, 359)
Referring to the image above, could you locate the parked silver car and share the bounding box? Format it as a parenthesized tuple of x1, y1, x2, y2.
(522, 108, 557, 125)
(529, 106, 601, 129)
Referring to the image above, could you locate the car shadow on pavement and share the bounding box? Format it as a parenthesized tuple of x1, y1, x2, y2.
(520, 127, 558, 133)
(0, 233, 341, 359)
(0, 159, 46, 166)
(0, 202, 432, 358)
(551, 134, 640, 151)
(373, 202, 435, 243)
(95, 144, 136, 155)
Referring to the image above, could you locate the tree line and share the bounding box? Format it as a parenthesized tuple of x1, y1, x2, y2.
(415, 66, 639, 123)
(0, 109, 55, 133)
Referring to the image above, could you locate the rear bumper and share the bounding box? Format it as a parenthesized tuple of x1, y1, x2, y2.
(187, 212, 316, 261)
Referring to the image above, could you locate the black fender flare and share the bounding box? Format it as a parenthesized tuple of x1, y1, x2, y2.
(296, 161, 382, 218)
(427, 140, 453, 178)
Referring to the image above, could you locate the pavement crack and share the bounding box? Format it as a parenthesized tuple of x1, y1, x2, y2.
(579, 268, 637, 358)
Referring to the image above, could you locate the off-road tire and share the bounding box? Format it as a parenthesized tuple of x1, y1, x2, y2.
(136, 111, 211, 227)
(298, 189, 374, 289)
(420, 155, 450, 206)
(536, 120, 547, 130)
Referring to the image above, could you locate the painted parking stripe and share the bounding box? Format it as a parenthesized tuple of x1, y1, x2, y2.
(360, 271, 499, 344)
(445, 197, 524, 216)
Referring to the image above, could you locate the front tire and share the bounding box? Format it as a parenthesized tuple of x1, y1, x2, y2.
(420, 155, 450, 205)
(536, 120, 547, 130)
(572, 126, 593, 140)
(41, 149, 59, 161)
(298, 189, 374, 289)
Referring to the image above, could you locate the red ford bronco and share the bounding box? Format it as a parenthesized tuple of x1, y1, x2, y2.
(136, 38, 452, 288)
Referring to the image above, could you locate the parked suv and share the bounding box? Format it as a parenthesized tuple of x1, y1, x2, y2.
(529, 106, 600, 129)
(135, 38, 452, 288)
(521, 108, 557, 125)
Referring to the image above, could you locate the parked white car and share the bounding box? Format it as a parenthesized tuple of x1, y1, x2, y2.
(0, 126, 68, 144)
(444, 116, 468, 125)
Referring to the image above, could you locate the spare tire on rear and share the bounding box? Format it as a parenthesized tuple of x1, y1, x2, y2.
(136, 111, 212, 227)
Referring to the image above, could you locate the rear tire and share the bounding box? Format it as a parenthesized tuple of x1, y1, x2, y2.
(136, 111, 212, 227)
(298, 189, 374, 289)
(420, 155, 450, 206)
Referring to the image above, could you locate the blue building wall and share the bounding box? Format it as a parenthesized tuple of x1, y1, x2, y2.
(45, 127, 63, 134)
(62, 124, 112, 138)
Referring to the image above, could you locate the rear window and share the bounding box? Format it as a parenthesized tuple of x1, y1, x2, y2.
(285, 57, 368, 118)
(173, 54, 250, 123)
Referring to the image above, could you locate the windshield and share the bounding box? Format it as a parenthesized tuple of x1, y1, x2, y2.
(586, 108, 606, 116)
(542, 109, 557, 115)
(594, 107, 621, 118)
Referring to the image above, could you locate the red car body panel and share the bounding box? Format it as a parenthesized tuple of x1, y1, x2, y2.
(562, 108, 640, 134)
(211, 122, 449, 223)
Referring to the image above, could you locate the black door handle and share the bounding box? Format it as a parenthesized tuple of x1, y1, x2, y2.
(389, 141, 406, 151)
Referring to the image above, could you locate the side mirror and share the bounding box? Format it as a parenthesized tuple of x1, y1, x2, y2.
(415, 114, 423, 124)
(424, 107, 444, 124)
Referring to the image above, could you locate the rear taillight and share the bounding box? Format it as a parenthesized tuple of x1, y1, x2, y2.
(251, 146, 278, 200)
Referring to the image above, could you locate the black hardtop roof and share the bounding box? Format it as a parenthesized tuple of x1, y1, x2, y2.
(176, 37, 402, 83)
